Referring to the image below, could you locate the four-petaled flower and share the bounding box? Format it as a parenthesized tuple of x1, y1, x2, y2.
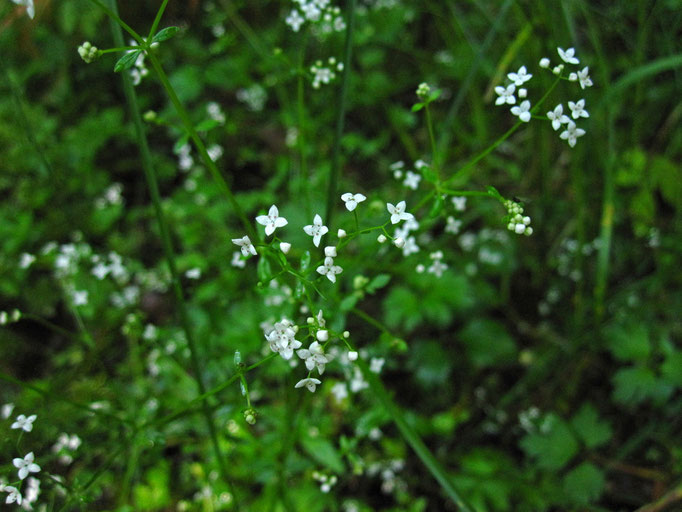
(494, 84, 516, 105)
(341, 192, 366, 211)
(13, 452, 41, 480)
(403, 171, 421, 190)
(297, 342, 329, 374)
(231, 235, 257, 257)
(4, 486, 22, 505)
(559, 121, 586, 147)
(576, 66, 593, 89)
(316, 257, 343, 283)
(303, 214, 329, 247)
(256, 205, 288, 236)
(558, 47, 579, 65)
(547, 104, 569, 131)
(568, 99, 589, 119)
(295, 377, 322, 393)
(11, 414, 36, 432)
(511, 100, 532, 122)
(507, 65, 532, 86)
(387, 201, 414, 224)
(285, 9, 305, 32)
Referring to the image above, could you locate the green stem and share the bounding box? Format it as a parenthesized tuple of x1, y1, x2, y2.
(105, 2, 239, 506)
(424, 103, 441, 183)
(147, 0, 170, 42)
(146, 54, 255, 240)
(324, 0, 357, 229)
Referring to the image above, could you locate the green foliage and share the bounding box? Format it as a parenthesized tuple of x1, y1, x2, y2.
(520, 414, 579, 471)
(562, 462, 605, 505)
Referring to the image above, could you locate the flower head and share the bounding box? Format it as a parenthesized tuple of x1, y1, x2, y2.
(576, 66, 593, 89)
(316, 257, 343, 283)
(558, 47, 579, 65)
(303, 214, 329, 247)
(507, 65, 532, 86)
(403, 171, 421, 190)
(11, 414, 36, 432)
(295, 377, 322, 393)
(341, 192, 366, 212)
(511, 100, 532, 122)
(256, 205, 288, 236)
(559, 121, 586, 147)
(568, 99, 589, 119)
(4, 486, 22, 505)
(13, 452, 40, 480)
(231, 235, 257, 256)
(297, 342, 329, 374)
(494, 84, 516, 105)
(387, 201, 414, 225)
(547, 104, 569, 131)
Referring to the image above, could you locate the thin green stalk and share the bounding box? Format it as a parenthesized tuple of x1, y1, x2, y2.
(105, 2, 239, 506)
(324, 0, 357, 229)
(297, 42, 310, 212)
(424, 103, 441, 183)
(147, 0, 170, 42)
(146, 53, 254, 240)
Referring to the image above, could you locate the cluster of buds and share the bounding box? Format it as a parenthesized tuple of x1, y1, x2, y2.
(0, 309, 22, 325)
(416, 82, 430, 100)
(77, 41, 99, 64)
(504, 199, 533, 236)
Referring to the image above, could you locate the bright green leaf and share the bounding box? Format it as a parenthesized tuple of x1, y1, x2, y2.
(152, 26, 180, 43)
(571, 403, 612, 449)
(520, 414, 579, 471)
(114, 50, 142, 72)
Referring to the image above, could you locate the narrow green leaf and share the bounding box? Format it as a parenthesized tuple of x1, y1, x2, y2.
(114, 50, 142, 73)
(428, 196, 444, 218)
(152, 26, 180, 43)
(412, 102, 425, 112)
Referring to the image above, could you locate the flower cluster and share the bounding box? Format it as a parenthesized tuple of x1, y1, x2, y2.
(504, 199, 533, 236)
(310, 57, 344, 89)
(264, 319, 302, 360)
(236, 84, 267, 112)
(494, 46, 593, 147)
(77, 41, 99, 63)
(285, 0, 346, 34)
(391, 160, 429, 191)
(126, 40, 149, 86)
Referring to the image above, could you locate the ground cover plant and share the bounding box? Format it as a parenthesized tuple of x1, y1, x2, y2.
(1, 0, 681, 510)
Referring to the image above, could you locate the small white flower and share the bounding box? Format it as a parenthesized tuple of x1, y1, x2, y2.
(369, 357, 385, 374)
(559, 121, 586, 148)
(324, 246, 337, 258)
(494, 84, 516, 105)
(231, 251, 246, 268)
(401, 236, 419, 256)
(231, 235, 257, 256)
(72, 290, 89, 306)
(4, 486, 22, 505)
(185, 268, 201, 279)
(11, 414, 37, 432)
(576, 66, 593, 89)
(19, 253, 35, 269)
(348, 351, 358, 361)
(387, 201, 414, 224)
(518, 88, 527, 98)
(2, 402, 15, 419)
(341, 192, 367, 212)
(547, 104, 569, 131)
(451, 196, 467, 211)
(13, 452, 40, 480)
(403, 171, 421, 190)
(337, 229, 347, 238)
(511, 100, 532, 122)
(557, 47, 579, 65)
(256, 205, 288, 236)
(295, 377, 322, 393)
(11, 0, 34, 19)
(297, 341, 329, 374)
(427, 259, 448, 278)
(568, 99, 589, 119)
(285, 9, 305, 31)
(280, 242, 291, 254)
(331, 382, 348, 401)
(507, 65, 532, 86)
(393, 237, 405, 249)
(303, 214, 329, 247)
(445, 216, 462, 234)
(316, 257, 343, 283)
(539, 57, 551, 68)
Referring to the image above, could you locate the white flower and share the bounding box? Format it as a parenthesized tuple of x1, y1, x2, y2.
(4, 486, 22, 505)
(295, 377, 322, 393)
(576, 66, 593, 89)
(185, 268, 201, 279)
(369, 357, 385, 373)
(285, 9, 305, 31)
(568, 99, 589, 119)
(539, 57, 551, 68)
(256, 205, 288, 236)
(377, 234, 387, 243)
(341, 192, 367, 211)
(11, 414, 36, 432)
(402, 236, 419, 256)
(547, 104, 569, 131)
(558, 47, 579, 65)
(518, 88, 527, 98)
(337, 229, 347, 238)
(511, 100, 532, 122)
(265, 319, 302, 360)
(231, 251, 246, 268)
(13, 452, 40, 480)
(387, 201, 414, 224)
(303, 214, 329, 247)
(316, 257, 343, 283)
(297, 342, 329, 374)
(331, 382, 348, 401)
(494, 84, 516, 105)
(348, 351, 358, 361)
(445, 216, 462, 234)
(403, 171, 421, 190)
(19, 253, 35, 269)
(559, 121, 586, 147)
(451, 196, 467, 211)
(507, 65, 532, 86)
(231, 235, 257, 256)
(393, 237, 405, 249)
(2, 403, 15, 419)
(11, 0, 34, 19)
(72, 290, 89, 306)
(427, 259, 448, 278)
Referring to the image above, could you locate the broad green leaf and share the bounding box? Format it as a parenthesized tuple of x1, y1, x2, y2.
(300, 436, 345, 473)
(604, 322, 651, 362)
(459, 318, 516, 368)
(152, 26, 180, 43)
(114, 50, 142, 72)
(563, 463, 605, 505)
(339, 293, 359, 312)
(520, 414, 579, 470)
(570, 403, 612, 449)
(366, 273, 391, 293)
(612, 366, 673, 406)
(661, 351, 682, 387)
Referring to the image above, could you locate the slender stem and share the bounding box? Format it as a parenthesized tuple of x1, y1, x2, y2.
(105, 2, 239, 506)
(424, 103, 441, 183)
(146, 54, 255, 240)
(147, 0, 170, 42)
(324, 0, 357, 229)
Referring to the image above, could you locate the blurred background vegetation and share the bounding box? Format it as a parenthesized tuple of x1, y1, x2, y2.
(1, 0, 681, 510)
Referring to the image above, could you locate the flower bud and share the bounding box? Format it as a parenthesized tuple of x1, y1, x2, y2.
(377, 234, 387, 243)
(539, 57, 550, 68)
(316, 330, 329, 342)
(393, 237, 405, 249)
(280, 242, 291, 254)
(324, 246, 337, 258)
(337, 229, 347, 238)
(348, 351, 358, 361)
